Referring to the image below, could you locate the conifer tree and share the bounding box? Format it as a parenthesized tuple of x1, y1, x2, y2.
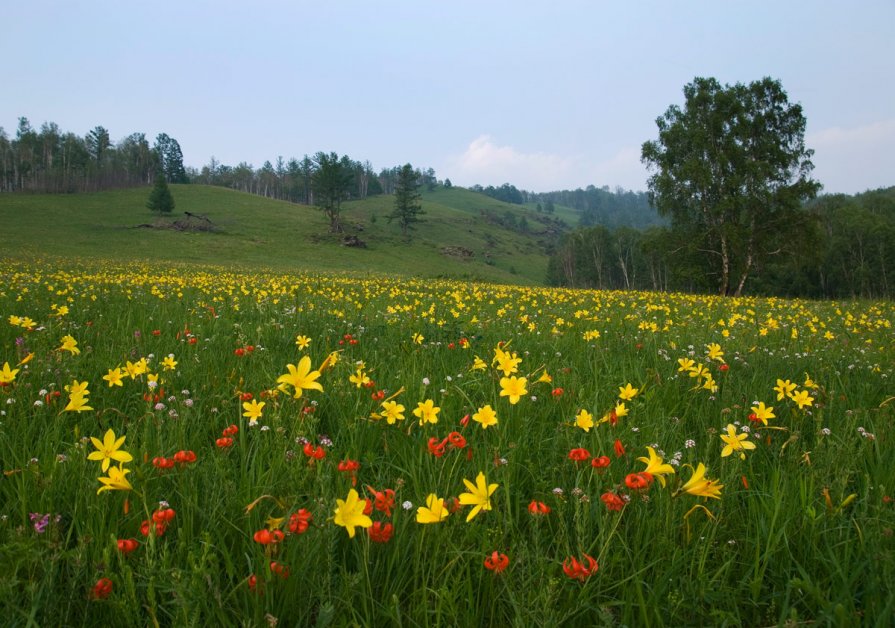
(389, 164, 424, 236)
(146, 170, 175, 214)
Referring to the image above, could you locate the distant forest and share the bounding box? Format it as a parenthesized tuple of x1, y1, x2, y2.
(2, 116, 893, 299)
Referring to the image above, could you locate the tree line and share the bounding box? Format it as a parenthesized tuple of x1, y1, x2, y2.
(0, 117, 186, 193)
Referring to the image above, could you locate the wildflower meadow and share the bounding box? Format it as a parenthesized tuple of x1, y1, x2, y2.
(1, 258, 893, 626)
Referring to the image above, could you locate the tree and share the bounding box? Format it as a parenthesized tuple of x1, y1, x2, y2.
(641, 77, 821, 296)
(153, 133, 188, 183)
(146, 169, 175, 214)
(389, 163, 424, 236)
(311, 152, 353, 233)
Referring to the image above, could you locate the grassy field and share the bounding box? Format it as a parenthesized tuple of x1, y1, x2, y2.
(0, 256, 893, 626)
(0, 185, 560, 286)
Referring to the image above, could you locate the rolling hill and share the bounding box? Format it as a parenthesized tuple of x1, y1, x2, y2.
(0, 185, 568, 285)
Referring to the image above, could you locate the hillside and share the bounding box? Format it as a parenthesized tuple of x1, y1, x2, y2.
(0, 185, 562, 285)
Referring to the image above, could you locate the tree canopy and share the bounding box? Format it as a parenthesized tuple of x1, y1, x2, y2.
(641, 77, 821, 296)
(389, 164, 424, 236)
(311, 151, 354, 233)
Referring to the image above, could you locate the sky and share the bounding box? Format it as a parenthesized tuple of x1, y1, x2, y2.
(3, 0, 893, 194)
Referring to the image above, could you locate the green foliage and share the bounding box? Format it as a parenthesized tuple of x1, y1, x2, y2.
(146, 172, 175, 214)
(311, 152, 354, 233)
(642, 77, 821, 296)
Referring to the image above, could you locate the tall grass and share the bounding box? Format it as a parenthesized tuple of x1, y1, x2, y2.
(0, 258, 893, 626)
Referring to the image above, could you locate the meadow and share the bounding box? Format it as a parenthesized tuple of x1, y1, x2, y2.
(0, 258, 893, 626)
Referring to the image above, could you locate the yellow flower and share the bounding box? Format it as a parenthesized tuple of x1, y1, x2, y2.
(472, 404, 498, 429)
(0, 362, 20, 385)
(295, 335, 311, 350)
(493, 346, 521, 376)
(774, 379, 797, 401)
(804, 373, 817, 389)
(97, 464, 133, 494)
(536, 370, 553, 384)
(58, 335, 80, 355)
(720, 424, 756, 459)
(677, 358, 695, 372)
(412, 333, 424, 345)
(706, 343, 725, 363)
(88, 429, 133, 472)
(333, 488, 372, 538)
(574, 409, 594, 432)
(242, 399, 265, 423)
(688, 363, 709, 380)
(64, 393, 93, 413)
(413, 399, 440, 425)
(677, 463, 723, 499)
(349, 368, 370, 388)
(750, 402, 775, 426)
(614, 403, 629, 419)
(103, 367, 124, 387)
(276, 356, 324, 399)
(636, 447, 676, 487)
(471, 356, 487, 371)
(618, 383, 638, 401)
(416, 493, 450, 524)
(125, 358, 148, 379)
(161, 355, 178, 371)
(790, 390, 814, 410)
(380, 400, 405, 424)
(458, 472, 499, 522)
(499, 376, 528, 405)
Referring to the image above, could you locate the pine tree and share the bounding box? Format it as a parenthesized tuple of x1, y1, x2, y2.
(146, 170, 175, 214)
(389, 164, 424, 236)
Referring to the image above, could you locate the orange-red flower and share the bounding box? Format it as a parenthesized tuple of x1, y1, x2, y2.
(173, 450, 196, 464)
(152, 508, 176, 525)
(428, 437, 447, 457)
(222, 424, 239, 437)
(625, 472, 654, 491)
(601, 492, 625, 511)
(91, 577, 113, 599)
(368, 521, 393, 543)
(591, 455, 611, 470)
(568, 448, 591, 462)
(303, 443, 325, 460)
(152, 456, 175, 469)
(563, 554, 598, 581)
(613, 438, 626, 458)
(527, 500, 551, 516)
(447, 431, 467, 449)
(288, 508, 313, 534)
(215, 437, 234, 449)
(253, 529, 285, 545)
(484, 551, 510, 574)
(116, 538, 139, 554)
(367, 486, 396, 517)
(269, 561, 290, 579)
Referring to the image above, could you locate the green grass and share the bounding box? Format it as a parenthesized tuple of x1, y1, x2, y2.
(0, 185, 558, 285)
(0, 257, 893, 625)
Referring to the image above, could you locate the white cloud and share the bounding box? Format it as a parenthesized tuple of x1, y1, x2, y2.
(807, 119, 895, 193)
(444, 135, 649, 192)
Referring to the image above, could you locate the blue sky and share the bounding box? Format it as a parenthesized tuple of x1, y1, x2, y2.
(4, 0, 893, 193)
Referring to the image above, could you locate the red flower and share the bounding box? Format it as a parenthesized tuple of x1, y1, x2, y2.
(245, 345, 255, 353)
(719, 363, 729, 372)
(152, 456, 175, 470)
(188, 337, 198, 345)
(527, 500, 551, 516)
(608, 409, 618, 426)
(338, 459, 360, 473)
(624, 472, 653, 491)
(427, 437, 447, 458)
(563, 554, 598, 581)
(173, 450, 196, 464)
(568, 448, 591, 462)
(600, 492, 625, 511)
(302, 443, 325, 460)
(222, 424, 239, 437)
(447, 431, 467, 449)
(613, 438, 626, 458)
(445, 496, 462, 513)
(248, 574, 262, 594)
(234, 348, 245, 357)
(91, 577, 113, 600)
(253, 529, 285, 545)
(448, 342, 455, 349)
(141, 519, 167, 537)
(552, 387, 564, 398)
(152, 329, 161, 336)
(368, 521, 393, 543)
(459, 414, 470, 427)
(484, 551, 510, 574)
(269, 561, 290, 579)
(288, 508, 313, 534)
(591, 455, 611, 470)
(362, 498, 373, 516)
(215, 437, 234, 449)
(371, 390, 386, 401)
(152, 508, 176, 524)
(240, 392, 253, 402)
(367, 486, 396, 517)
(116, 538, 139, 554)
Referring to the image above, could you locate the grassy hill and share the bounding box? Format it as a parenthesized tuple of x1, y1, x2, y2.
(0, 185, 563, 285)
